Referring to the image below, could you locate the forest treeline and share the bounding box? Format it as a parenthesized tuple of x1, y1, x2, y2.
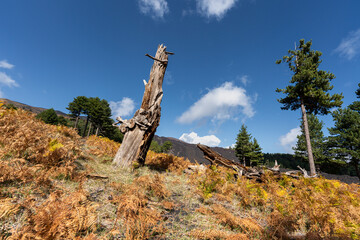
(34, 96, 123, 143)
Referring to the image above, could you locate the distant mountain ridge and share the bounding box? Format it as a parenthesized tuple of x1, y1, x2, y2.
(153, 135, 238, 165)
(0, 98, 68, 117)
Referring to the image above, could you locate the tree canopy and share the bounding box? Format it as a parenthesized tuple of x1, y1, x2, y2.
(67, 96, 87, 117)
(36, 108, 67, 126)
(67, 96, 123, 142)
(276, 39, 343, 115)
(149, 140, 173, 153)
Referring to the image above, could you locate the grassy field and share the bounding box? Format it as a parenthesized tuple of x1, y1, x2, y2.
(0, 106, 359, 239)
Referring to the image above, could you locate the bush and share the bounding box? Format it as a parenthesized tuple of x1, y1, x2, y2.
(150, 140, 173, 153)
(36, 108, 59, 125)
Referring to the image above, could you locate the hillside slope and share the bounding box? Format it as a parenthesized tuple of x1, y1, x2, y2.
(1, 106, 360, 239)
(0, 98, 68, 116)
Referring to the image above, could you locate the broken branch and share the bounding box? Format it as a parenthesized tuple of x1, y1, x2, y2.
(145, 54, 168, 64)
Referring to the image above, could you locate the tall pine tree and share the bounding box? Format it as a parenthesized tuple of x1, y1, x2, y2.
(276, 39, 343, 176)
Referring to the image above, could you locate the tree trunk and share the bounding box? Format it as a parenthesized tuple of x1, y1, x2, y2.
(74, 116, 79, 130)
(300, 100, 316, 176)
(82, 115, 89, 137)
(87, 122, 92, 137)
(95, 127, 99, 136)
(113, 44, 171, 168)
(354, 160, 360, 181)
(197, 144, 247, 171)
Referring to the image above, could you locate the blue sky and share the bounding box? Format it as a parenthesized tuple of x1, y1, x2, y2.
(1, 0, 360, 153)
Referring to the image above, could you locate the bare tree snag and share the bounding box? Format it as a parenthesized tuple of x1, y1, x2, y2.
(112, 44, 172, 168)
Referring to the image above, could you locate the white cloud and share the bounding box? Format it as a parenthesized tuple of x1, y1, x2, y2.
(0, 60, 14, 69)
(237, 75, 249, 86)
(226, 143, 236, 149)
(165, 71, 174, 85)
(279, 127, 301, 153)
(334, 28, 360, 60)
(179, 132, 221, 147)
(138, 0, 169, 19)
(0, 72, 19, 87)
(109, 97, 135, 119)
(196, 0, 238, 20)
(177, 82, 255, 124)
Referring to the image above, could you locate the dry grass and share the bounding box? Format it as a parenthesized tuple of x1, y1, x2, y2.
(1, 106, 360, 240)
(85, 135, 120, 159)
(190, 229, 249, 240)
(0, 108, 80, 167)
(145, 150, 191, 174)
(10, 188, 98, 239)
(112, 174, 170, 239)
(191, 165, 360, 239)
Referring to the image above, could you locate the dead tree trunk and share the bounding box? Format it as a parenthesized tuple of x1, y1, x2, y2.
(197, 144, 316, 180)
(197, 144, 248, 174)
(112, 44, 172, 168)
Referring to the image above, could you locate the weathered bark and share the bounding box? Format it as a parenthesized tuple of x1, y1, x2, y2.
(300, 100, 316, 176)
(113, 44, 171, 168)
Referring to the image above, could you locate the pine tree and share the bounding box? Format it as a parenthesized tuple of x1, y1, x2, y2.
(36, 108, 59, 125)
(349, 83, 360, 112)
(276, 39, 343, 176)
(88, 97, 113, 136)
(161, 141, 173, 153)
(327, 108, 360, 180)
(235, 124, 253, 166)
(67, 96, 87, 129)
(149, 141, 162, 153)
(293, 114, 328, 168)
(251, 138, 264, 166)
